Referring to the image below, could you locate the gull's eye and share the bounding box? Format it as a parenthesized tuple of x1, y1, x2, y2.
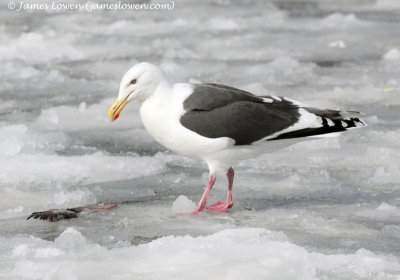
(130, 79, 137, 85)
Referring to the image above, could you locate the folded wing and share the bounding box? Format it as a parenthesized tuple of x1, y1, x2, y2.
(180, 83, 366, 145)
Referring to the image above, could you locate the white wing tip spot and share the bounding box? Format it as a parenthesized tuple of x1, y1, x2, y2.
(262, 97, 274, 103)
(327, 119, 334, 126)
(270, 95, 282, 102)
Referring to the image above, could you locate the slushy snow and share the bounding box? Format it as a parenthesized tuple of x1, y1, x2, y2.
(0, 0, 400, 279)
(2, 227, 400, 280)
(171, 195, 197, 213)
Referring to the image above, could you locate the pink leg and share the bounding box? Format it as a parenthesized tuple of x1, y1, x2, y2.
(177, 174, 216, 216)
(85, 204, 117, 210)
(206, 167, 234, 212)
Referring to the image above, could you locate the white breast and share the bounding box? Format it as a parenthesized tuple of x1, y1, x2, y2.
(139, 83, 233, 160)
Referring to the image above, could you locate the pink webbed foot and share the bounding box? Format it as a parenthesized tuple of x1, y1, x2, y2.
(205, 201, 233, 212)
(206, 200, 226, 208)
(85, 204, 117, 210)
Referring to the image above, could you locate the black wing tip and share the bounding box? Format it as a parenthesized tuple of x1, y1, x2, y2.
(304, 107, 365, 120)
(268, 116, 366, 141)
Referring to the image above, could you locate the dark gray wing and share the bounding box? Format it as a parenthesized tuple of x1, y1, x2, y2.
(181, 83, 301, 145)
(180, 83, 366, 145)
(183, 83, 262, 111)
(27, 208, 82, 222)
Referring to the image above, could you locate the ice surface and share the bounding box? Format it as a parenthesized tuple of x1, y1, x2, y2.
(2, 227, 400, 280)
(171, 195, 197, 213)
(1, 0, 400, 279)
(383, 48, 400, 61)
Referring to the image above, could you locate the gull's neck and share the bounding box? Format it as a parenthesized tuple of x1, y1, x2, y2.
(151, 77, 173, 100)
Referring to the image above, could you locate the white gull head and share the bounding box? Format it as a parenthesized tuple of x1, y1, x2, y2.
(109, 62, 170, 121)
(119, 62, 169, 102)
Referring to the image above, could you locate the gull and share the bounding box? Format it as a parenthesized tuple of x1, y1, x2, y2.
(108, 62, 366, 215)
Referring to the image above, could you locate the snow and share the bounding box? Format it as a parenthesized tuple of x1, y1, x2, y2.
(328, 40, 347, 48)
(1, 0, 400, 279)
(383, 48, 400, 61)
(0, 32, 83, 63)
(375, 0, 400, 9)
(171, 195, 197, 213)
(2, 227, 399, 280)
(320, 13, 362, 29)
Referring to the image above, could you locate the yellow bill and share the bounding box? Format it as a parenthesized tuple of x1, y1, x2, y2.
(108, 97, 128, 121)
